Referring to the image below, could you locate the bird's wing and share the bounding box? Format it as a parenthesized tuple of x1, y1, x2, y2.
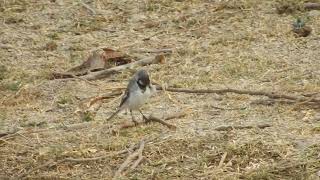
(119, 77, 136, 107)
(119, 89, 129, 107)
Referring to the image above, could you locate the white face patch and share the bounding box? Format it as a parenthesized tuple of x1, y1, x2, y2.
(138, 79, 144, 86)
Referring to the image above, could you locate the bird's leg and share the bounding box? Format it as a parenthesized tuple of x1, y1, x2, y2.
(130, 110, 138, 125)
(139, 109, 150, 123)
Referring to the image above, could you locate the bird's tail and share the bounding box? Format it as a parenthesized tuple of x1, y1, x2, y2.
(106, 108, 122, 121)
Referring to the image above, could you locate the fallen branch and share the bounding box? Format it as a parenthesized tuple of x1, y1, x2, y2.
(83, 55, 166, 80)
(113, 140, 145, 179)
(157, 86, 320, 103)
(304, 2, 320, 10)
(117, 111, 186, 130)
(214, 124, 271, 131)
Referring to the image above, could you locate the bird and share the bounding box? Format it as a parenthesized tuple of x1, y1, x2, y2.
(106, 69, 156, 123)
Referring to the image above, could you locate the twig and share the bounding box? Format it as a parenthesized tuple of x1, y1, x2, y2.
(79, 1, 96, 15)
(113, 140, 145, 179)
(217, 152, 228, 168)
(83, 55, 166, 80)
(148, 115, 177, 130)
(75, 91, 122, 113)
(131, 48, 173, 54)
(303, 92, 319, 97)
(128, 141, 145, 171)
(289, 94, 320, 111)
(156, 86, 320, 103)
(52, 72, 98, 86)
(214, 124, 271, 131)
(211, 105, 246, 111)
(59, 73, 98, 86)
(130, 155, 144, 170)
(71, 74, 99, 86)
(142, 31, 165, 41)
(117, 111, 186, 130)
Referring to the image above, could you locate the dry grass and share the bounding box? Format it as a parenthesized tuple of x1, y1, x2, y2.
(1, 0, 320, 179)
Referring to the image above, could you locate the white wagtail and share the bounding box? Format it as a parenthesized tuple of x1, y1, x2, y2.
(106, 69, 156, 123)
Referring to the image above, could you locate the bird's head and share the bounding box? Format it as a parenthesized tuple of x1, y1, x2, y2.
(136, 69, 150, 88)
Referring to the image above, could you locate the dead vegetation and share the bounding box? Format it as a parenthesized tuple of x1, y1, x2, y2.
(1, 0, 320, 179)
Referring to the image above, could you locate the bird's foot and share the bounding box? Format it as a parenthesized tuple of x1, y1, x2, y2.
(131, 118, 139, 126)
(142, 115, 151, 123)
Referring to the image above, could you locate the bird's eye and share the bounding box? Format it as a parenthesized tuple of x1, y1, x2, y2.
(138, 79, 144, 85)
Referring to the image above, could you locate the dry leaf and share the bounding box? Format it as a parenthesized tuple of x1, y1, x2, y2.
(155, 54, 166, 64)
(101, 48, 132, 67)
(52, 48, 133, 79)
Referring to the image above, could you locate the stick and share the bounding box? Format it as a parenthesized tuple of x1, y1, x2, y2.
(83, 55, 165, 80)
(217, 152, 228, 168)
(131, 48, 173, 54)
(148, 115, 177, 130)
(214, 124, 271, 131)
(211, 106, 246, 111)
(113, 140, 145, 179)
(90, 92, 122, 104)
(156, 86, 320, 103)
(51, 72, 98, 86)
(118, 111, 186, 130)
(142, 31, 165, 41)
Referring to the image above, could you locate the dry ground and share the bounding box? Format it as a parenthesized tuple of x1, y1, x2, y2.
(1, 0, 320, 179)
